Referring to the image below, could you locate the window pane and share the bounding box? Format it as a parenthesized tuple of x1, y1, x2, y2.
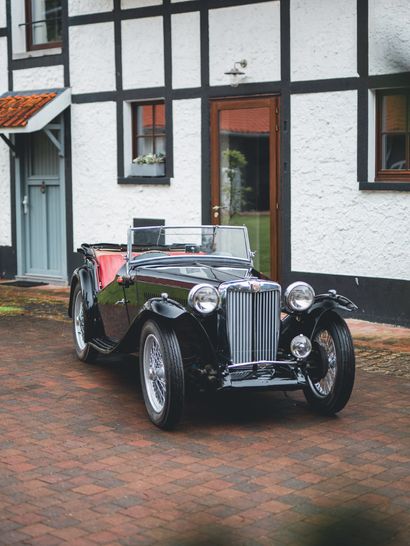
(136, 136, 154, 157)
(31, 0, 62, 45)
(154, 136, 166, 155)
(154, 104, 165, 135)
(382, 134, 406, 169)
(218, 107, 271, 276)
(137, 105, 155, 136)
(382, 95, 407, 132)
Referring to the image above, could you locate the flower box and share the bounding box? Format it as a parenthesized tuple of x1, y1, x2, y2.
(131, 163, 165, 177)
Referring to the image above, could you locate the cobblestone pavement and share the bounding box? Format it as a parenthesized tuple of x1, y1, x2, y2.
(356, 348, 410, 379)
(0, 289, 409, 545)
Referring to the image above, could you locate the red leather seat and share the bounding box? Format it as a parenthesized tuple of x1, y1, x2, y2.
(94, 251, 126, 289)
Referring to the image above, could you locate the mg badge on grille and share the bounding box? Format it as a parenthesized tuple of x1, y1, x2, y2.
(250, 281, 261, 293)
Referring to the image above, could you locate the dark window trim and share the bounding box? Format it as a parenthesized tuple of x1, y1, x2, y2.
(375, 89, 410, 182)
(118, 176, 170, 186)
(129, 99, 167, 180)
(25, 0, 62, 51)
(360, 181, 410, 191)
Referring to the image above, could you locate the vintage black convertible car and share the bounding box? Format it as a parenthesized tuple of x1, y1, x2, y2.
(68, 225, 357, 429)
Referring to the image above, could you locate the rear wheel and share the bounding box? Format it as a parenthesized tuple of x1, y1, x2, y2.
(72, 284, 98, 363)
(304, 312, 355, 415)
(140, 320, 185, 429)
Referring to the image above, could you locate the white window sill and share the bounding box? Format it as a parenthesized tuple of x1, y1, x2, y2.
(12, 47, 62, 60)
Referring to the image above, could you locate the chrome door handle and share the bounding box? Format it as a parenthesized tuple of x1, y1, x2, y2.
(212, 205, 221, 211)
(22, 195, 29, 215)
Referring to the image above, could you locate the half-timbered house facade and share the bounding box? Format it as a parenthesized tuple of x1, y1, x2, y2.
(0, 0, 409, 324)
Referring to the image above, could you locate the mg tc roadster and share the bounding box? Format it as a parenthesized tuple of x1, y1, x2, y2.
(68, 226, 356, 429)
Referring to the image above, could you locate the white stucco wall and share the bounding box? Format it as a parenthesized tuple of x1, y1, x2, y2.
(209, 1, 281, 86)
(69, 0, 113, 16)
(0, 139, 11, 246)
(121, 0, 162, 8)
(13, 65, 64, 90)
(170, 98, 202, 224)
(291, 91, 410, 281)
(11, 0, 26, 55)
(369, 0, 410, 75)
(0, 37, 8, 92)
(171, 12, 200, 89)
(122, 17, 164, 89)
(72, 99, 201, 248)
(69, 23, 115, 94)
(291, 0, 357, 81)
(0, 0, 6, 27)
(71, 102, 118, 248)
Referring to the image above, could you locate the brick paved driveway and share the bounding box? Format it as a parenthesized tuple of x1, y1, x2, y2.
(0, 314, 409, 545)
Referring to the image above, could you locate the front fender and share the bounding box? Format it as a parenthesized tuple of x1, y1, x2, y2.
(119, 299, 218, 368)
(280, 293, 357, 347)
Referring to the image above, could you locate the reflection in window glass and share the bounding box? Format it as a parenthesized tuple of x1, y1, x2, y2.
(379, 92, 410, 175)
(382, 135, 406, 169)
(382, 95, 406, 133)
(133, 102, 166, 159)
(218, 107, 271, 276)
(28, 0, 62, 48)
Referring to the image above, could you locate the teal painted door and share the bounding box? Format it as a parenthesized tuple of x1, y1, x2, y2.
(23, 128, 64, 277)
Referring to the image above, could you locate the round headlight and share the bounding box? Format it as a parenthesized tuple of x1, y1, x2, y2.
(284, 282, 315, 312)
(188, 284, 220, 315)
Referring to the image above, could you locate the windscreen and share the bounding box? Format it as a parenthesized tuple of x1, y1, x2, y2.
(129, 226, 250, 262)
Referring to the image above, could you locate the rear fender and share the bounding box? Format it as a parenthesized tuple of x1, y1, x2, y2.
(68, 266, 96, 318)
(68, 266, 104, 342)
(280, 293, 357, 348)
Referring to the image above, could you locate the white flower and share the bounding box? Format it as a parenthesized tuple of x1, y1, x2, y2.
(133, 153, 166, 165)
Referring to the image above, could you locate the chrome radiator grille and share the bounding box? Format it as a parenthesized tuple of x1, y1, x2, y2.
(224, 283, 280, 364)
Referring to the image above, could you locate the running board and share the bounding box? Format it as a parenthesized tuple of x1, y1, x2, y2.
(89, 337, 118, 354)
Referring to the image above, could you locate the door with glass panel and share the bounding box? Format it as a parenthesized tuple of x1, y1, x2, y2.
(210, 97, 279, 279)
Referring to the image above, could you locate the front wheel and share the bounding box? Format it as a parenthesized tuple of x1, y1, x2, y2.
(304, 312, 355, 415)
(140, 320, 185, 429)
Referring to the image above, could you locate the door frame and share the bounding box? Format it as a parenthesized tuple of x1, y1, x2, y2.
(15, 116, 68, 283)
(210, 96, 280, 280)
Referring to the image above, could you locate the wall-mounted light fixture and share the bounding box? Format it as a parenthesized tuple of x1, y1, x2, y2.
(224, 59, 247, 87)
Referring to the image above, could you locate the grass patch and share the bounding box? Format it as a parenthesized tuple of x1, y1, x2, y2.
(0, 306, 25, 315)
(226, 213, 270, 276)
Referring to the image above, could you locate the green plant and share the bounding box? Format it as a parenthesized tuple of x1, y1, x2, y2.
(133, 153, 166, 165)
(222, 148, 250, 216)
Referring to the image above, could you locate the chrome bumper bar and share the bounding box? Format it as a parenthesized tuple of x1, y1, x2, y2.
(227, 359, 299, 371)
(222, 359, 307, 389)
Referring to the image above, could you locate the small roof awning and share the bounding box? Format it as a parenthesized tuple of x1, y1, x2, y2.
(0, 88, 71, 134)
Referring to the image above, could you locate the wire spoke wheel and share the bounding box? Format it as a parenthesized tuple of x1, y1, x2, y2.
(304, 312, 355, 415)
(140, 320, 185, 429)
(308, 330, 337, 397)
(71, 284, 97, 363)
(143, 334, 167, 413)
(74, 290, 86, 351)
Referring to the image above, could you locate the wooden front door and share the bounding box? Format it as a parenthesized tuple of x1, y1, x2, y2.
(210, 97, 280, 280)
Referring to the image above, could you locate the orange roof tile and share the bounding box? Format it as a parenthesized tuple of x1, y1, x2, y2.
(0, 93, 57, 128)
(220, 108, 270, 134)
